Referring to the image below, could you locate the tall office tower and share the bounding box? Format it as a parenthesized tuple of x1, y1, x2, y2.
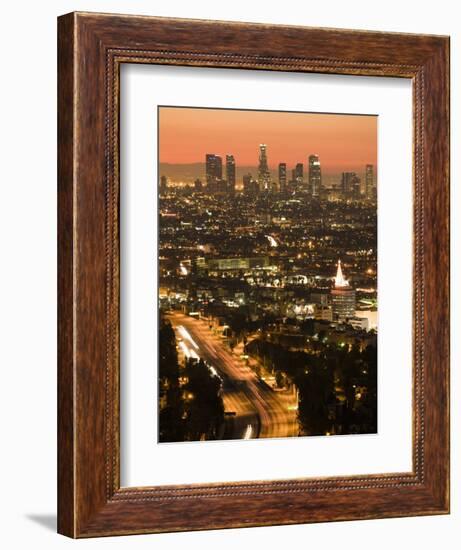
(194, 178, 203, 192)
(278, 163, 287, 193)
(226, 154, 236, 193)
(365, 164, 376, 199)
(295, 163, 304, 186)
(309, 154, 322, 197)
(159, 175, 168, 193)
(258, 144, 271, 191)
(352, 175, 362, 199)
(215, 156, 223, 180)
(205, 154, 222, 188)
(243, 173, 252, 193)
(331, 260, 356, 321)
(341, 172, 351, 196)
(243, 173, 258, 195)
(341, 171, 360, 199)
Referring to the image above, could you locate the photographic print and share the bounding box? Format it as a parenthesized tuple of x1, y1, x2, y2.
(158, 106, 378, 443)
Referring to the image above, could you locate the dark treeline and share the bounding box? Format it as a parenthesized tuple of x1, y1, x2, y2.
(246, 338, 377, 436)
(159, 319, 224, 442)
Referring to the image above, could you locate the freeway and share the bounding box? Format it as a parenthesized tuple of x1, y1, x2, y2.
(166, 311, 299, 440)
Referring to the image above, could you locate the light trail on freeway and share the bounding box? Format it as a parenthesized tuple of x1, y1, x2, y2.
(167, 311, 299, 440)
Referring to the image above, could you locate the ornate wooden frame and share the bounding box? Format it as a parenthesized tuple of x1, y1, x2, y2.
(57, 12, 450, 537)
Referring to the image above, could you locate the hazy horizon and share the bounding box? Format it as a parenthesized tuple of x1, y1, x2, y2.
(159, 161, 372, 188)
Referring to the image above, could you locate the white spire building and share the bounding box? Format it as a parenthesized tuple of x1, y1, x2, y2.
(331, 260, 356, 321)
(334, 259, 350, 288)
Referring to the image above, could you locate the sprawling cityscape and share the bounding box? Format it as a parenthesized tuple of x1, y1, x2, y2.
(158, 107, 377, 443)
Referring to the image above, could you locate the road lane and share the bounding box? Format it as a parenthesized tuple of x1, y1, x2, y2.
(167, 312, 299, 440)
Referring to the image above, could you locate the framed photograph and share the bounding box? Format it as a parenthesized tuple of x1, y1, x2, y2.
(58, 12, 450, 537)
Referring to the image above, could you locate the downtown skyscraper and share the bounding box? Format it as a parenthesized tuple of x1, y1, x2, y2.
(278, 163, 287, 193)
(365, 164, 376, 199)
(341, 172, 361, 200)
(205, 153, 222, 187)
(308, 154, 322, 197)
(294, 163, 304, 186)
(258, 144, 271, 192)
(226, 154, 236, 193)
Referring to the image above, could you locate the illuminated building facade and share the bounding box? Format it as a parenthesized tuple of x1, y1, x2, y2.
(294, 162, 304, 187)
(341, 171, 361, 200)
(226, 154, 236, 193)
(205, 153, 222, 187)
(309, 154, 322, 197)
(331, 260, 356, 321)
(314, 304, 333, 321)
(366, 164, 376, 199)
(278, 163, 287, 193)
(205, 256, 270, 271)
(258, 144, 271, 191)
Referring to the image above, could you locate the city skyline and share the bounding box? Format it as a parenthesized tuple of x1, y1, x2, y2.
(159, 106, 377, 174)
(161, 144, 375, 199)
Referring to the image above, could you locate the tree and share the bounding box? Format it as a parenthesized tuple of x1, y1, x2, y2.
(183, 359, 225, 441)
(158, 319, 184, 442)
(296, 366, 335, 436)
(159, 320, 179, 382)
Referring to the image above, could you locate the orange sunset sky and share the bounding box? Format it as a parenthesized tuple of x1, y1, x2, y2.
(159, 107, 377, 174)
